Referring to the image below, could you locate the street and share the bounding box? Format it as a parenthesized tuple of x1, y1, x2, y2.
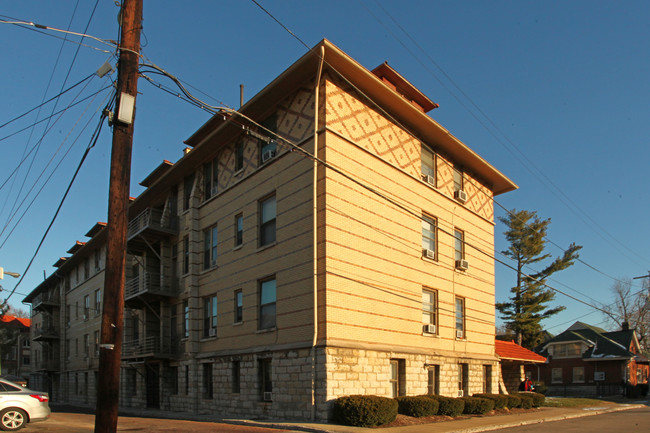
(25, 412, 290, 433)
(497, 406, 650, 433)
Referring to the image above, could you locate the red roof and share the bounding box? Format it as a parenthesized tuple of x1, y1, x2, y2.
(0, 315, 30, 328)
(495, 339, 546, 363)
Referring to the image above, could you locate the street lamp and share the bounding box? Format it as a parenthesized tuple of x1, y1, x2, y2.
(0, 267, 20, 279)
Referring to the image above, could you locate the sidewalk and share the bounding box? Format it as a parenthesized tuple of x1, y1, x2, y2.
(234, 403, 645, 433)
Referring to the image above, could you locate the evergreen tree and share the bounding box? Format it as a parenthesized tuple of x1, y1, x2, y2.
(496, 209, 582, 349)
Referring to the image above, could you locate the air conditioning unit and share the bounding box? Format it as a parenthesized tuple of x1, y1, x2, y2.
(456, 330, 464, 339)
(262, 149, 277, 163)
(423, 324, 436, 334)
(454, 190, 468, 203)
(208, 328, 216, 337)
(263, 392, 273, 402)
(457, 390, 464, 397)
(422, 249, 435, 259)
(422, 174, 435, 186)
(594, 372, 605, 381)
(455, 259, 469, 271)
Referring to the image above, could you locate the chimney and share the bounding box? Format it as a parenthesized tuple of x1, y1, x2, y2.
(622, 321, 630, 331)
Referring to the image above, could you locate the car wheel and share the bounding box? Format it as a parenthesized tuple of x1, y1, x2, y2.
(0, 408, 26, 431)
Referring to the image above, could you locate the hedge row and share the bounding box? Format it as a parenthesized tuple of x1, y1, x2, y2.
(331, 391, 544, 426)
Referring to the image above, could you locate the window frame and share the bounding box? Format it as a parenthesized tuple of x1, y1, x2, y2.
(259, 357, 273, 401)
(453, 165, 464, 192)
(454, 229, 465, 262)
(94, 289, 101, 314)
(183, 174, 195, 211)
(234, 289, 243, 323)
(259, 195, 277, 247)
(203, 295, 218, 338)
(232, 360, 241, 394)
(203, 157, 219, 200)
(551, 367, 563, 384)
(572, 366, 585, 383)
(202, 363, 213, 400)
(203, 225, 218, 270)
(455, 297, 465, 339)
(183, 236, 190, 275)
(421, 214, 437, 259)
(234, 213, 243, 247)
(422, 288, 438, 334)
(258, 277, 277, 330)
(421, 144, 436, 185)
(183, 300, 189, 339)
(427, 365, 440, 395)
(235, 141, 244, 172)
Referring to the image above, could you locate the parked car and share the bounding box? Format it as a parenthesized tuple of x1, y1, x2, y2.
(0, 378, 50, 431)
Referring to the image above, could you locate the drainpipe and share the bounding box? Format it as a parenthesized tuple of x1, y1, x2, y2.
(311, 45, 325, 422)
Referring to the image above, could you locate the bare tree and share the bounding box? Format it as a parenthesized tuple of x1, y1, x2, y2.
(602, 277, 649, 356)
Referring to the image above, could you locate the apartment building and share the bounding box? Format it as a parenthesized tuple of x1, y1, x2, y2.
(24, 39, 516, 420)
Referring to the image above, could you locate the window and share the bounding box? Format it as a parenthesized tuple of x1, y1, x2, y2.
(572, 367, 585, 383)
(203, 295, 218, 338)
(203, 157, 219, 200)
(483, 365, 492, 393)
(455, 297, 465, 339)
(65, 339, 70, 360)
(259, 358, 273, 401)
(234, 289, 243, 323)
(421, 144, 436, 185)
(202, 363, 213, 399)
(551, 368, 563, 383)
(422, 289, 437, 333)
(66, 304, 71, 325)
(75, 301, 79, 319)
(458, 363, 469, 397)
(427, 365, 439, 395)
(83, 334, 89, 357)
(132, 316, 139, 341)
(259, 278, 276, 330)
(75, 338, 79, 357)
(421, 215, 436, 258)
(94, 250, 101, 271)
(203, 225, 218, 269)
(183, 174, 195, 211)
(183, 236, 190, 274)
(94, 331, 99, 356)
(185, 365, 190, 395)
(183, 300, 189, 338)
(259, 114, 278, 164)
(234, 214, 243, 247)
(84, 258, 90, 279)
(95, 289, 101, 314)
(454, 229, 465, 262)
(232, 361, 241, 393)
(389, 359, 406, 397)
(552, 342, 582, 358)
(235, 141, 244, 172)
(453, 165, 463, 192)
(259, 195, 276, 246)
(84, 295, 90, 318)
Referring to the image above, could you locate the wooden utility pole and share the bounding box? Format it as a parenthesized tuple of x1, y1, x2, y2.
(95, 1, 142, 432)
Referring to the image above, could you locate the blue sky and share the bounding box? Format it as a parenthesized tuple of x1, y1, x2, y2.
(1, 1, 648, 334)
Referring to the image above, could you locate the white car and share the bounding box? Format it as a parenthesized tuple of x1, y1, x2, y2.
(0, 379, 50, 431)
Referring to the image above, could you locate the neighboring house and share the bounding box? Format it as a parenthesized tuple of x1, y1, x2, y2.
(23, 39, 517, 421)
(0, 315, 31, 380)
(495, 339, 546, 394)
(525, 321, 650, 397)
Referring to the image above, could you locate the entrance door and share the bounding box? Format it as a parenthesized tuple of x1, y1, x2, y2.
(146, 364, 160, 409)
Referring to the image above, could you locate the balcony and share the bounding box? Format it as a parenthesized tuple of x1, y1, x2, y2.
(33, 326, 59, 341)
(32, 291, 60, 311)
(121, 336, 180, 360)
(124, 272, 178, 306)
(34, 359, 60, 372)
(127, 208, 178, 251)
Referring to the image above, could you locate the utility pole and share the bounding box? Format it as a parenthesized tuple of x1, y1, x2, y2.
(95, 1, 142, 433)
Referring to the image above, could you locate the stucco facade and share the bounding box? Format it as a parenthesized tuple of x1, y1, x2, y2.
(24, 40, 516, 421)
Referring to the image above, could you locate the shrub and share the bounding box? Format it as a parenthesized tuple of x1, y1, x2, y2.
(331, 395, 398, 427)
(533, 382, 548, 395)
(639, 383, 649, 397)
(461, 396, 495, 414)
(505, 394, 522, 409)
(517, 394, 534, 409)
(396, 396, 439, 417)
(427, 396, 465, 417)
(473, 393, 508, 410)
(515, 392, 545, 407)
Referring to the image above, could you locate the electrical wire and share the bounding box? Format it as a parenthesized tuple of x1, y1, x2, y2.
(3, 98, 111, 304)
